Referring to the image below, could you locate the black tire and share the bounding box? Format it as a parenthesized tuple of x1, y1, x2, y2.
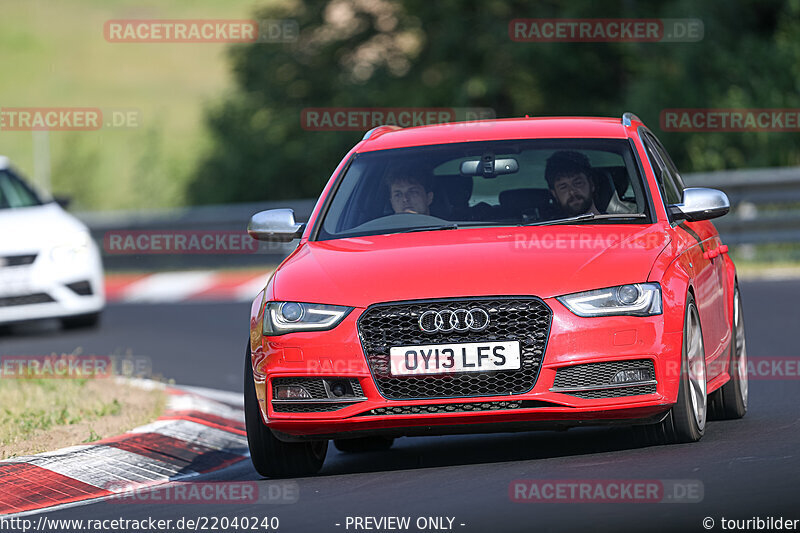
(709, 284, 748, 420)
(61, 312, 101, 330)
(635, 293, 707, 445)
(244, 344, 327, 478)
(334, 437, 395, 453)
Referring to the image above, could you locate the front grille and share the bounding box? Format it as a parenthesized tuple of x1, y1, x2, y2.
(0, 293, 54, 307)
(358, 297, 552, 400)
(552, 359, 657, 399)
(553, 360, 655, 388)
(1, 254, 37, 267)
(66, 280, 93, 296)
(360, 400, 554, 416)
(271, 378, 364, 399)
(567, 384, 657, 399)
(273, 402, 358, 413)
(271, 378, 365, 413)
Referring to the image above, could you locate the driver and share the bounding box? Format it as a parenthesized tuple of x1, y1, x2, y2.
(386, 173, 434, 215)
(545, 150, 600, 217)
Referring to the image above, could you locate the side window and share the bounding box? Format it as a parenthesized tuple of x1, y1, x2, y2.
(650, 134, 686, 190)
(642, 133, 682, 207)
(8, 173, 40, 206)
(0, 173, 8, 208)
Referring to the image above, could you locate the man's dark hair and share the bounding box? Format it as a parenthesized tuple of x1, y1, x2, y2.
(545, 151, 593, 189)
(384, 168, 431, 192)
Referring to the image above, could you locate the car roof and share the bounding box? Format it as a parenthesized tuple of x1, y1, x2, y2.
(357, 116, 637, 152)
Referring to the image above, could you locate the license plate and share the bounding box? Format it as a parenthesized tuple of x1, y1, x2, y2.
(389, 341, 521, 376)
(0, 267, 32, 296)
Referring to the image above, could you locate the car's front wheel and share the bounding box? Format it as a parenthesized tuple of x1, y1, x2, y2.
(244, 344, 327, 478)
(635, 293, 707, 445)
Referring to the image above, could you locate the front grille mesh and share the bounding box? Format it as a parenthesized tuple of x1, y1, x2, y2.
(271, 378, 365, 413)
(271, 377, 364, 399)
(361, 400, 553, 416)
(553, 359, 655, 388)
(0, 293, 54, 307)
(358, 297, 551, 400)
(273, 402, 357, 413)
(66, 281, 93, 296)
(1, 254, 37, 267)
(567, 384, 657, 399)
(553, 359, 656, 399)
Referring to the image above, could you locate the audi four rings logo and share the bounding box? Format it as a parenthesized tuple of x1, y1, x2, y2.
(419, 308, 490, 333)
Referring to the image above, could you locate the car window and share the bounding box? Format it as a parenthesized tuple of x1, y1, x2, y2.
(641, 133, 682, 207)
(316, 139, 652, 240)
(0, 170, 42, 209)
(649, 134, 686, 190)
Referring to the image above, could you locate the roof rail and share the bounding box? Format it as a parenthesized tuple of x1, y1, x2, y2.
(622, 112, 641, 127)
(362, 125, 402, 141)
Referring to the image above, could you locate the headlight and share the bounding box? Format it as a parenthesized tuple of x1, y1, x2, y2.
(262, 301, 353, 335)
(557, 283, 662, 317)
(50, 232, 92, 263)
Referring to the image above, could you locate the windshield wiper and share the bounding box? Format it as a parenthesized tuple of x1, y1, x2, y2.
(519, 213, 647, 227)
(396, 223, 461, 234)
(395, 221, 507, 234)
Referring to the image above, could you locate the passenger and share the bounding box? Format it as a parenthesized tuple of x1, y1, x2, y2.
(544, 151, 601, 217)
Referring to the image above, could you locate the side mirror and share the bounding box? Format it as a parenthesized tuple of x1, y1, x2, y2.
(53, 195, 72, 209)
(247, 209, 305, 242)
(669, 187, 730, 222)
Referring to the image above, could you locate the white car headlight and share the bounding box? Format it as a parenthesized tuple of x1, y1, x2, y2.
(263, 301, 353, 335)
(49, 232, 92, 263)
(558, 283, 662, 317)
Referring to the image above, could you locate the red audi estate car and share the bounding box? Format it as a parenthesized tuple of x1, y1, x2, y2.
(244, 113, 748, 477)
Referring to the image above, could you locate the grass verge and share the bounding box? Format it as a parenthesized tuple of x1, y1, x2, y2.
(0, 378, 165, 459)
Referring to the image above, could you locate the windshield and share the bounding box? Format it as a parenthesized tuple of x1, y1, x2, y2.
(0, 169, 43, 210)
(315, 139, 651, 241)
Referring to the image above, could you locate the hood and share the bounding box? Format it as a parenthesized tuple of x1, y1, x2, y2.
(0, 203, 89, 254)
(273, 224, 671, 307)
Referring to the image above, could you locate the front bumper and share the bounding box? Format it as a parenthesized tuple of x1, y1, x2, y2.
(0, 245, 105, 324)
(252, 297, 683, 439)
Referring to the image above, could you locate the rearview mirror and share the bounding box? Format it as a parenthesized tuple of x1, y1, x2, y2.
(460, 157, 519, 177)
(669, 187, 730, 222)
(247, 209, 305, 242)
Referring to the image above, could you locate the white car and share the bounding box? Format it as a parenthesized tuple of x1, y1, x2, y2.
(0, 156, 104, 328)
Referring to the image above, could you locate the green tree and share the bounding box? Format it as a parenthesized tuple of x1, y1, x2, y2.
(188, 0, 800, 204)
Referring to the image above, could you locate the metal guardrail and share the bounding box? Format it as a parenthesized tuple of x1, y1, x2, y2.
(75, 167, 800, 270)
(78, 199, 317, 270)
(683, 167, 800, 245)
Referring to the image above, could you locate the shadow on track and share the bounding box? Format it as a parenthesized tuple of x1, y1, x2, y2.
(320, 425, 648, 476)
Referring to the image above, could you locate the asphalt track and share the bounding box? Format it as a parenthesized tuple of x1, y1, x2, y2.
(1, 279, 799, 532)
